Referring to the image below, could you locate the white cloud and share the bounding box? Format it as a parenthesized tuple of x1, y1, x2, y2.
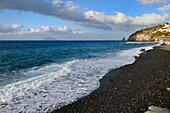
(158, 4, 170, 10)
(83, 11, 132, 24)
(25, 25, 83, 35)
(0, 0, 169, 31)
(82, 10, 169, 30)
(0, 24, 104, 40)
(0, 0, 109, 30)
(0, 23, 22, 33)
(0, 24, 83, 36)
(0, 24, 87, 40)
(138, 0, 168, 5)
(132, 13, 169, 25)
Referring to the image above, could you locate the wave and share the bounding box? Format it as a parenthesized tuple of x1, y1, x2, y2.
(0, 45, 155, 113)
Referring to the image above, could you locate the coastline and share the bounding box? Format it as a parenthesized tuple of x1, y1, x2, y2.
(52, 45, 170, 113)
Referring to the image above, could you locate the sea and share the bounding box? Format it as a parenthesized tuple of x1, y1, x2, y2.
(0, 41, 156, 112)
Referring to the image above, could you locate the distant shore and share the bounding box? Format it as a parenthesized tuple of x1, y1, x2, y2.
(52, 45, 170, 113)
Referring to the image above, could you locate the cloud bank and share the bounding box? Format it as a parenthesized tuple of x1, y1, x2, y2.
(0, 24, 83, 36)
(0, 24, 22, 33)
(0, 0, 84, 21)
(82, 11, 169, 31)
(0, 0, 169, 31)
(0, 24, 107, 40)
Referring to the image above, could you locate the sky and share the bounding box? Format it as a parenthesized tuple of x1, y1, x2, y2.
(0, 0, 170, 40)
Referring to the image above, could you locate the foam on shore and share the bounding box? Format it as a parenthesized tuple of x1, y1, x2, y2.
(0, 45, 156, 113)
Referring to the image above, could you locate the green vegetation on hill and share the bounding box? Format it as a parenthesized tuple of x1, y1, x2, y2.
(128, 23, 170, 41)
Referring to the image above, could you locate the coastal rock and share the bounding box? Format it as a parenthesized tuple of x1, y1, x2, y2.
(128, 22, 170, 42)
(122, 37, 126, 41)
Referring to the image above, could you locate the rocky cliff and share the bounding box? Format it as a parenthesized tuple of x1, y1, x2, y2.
(128, 23, 170, 42)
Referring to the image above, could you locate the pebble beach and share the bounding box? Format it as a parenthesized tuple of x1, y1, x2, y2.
(53, 45, 170, 113)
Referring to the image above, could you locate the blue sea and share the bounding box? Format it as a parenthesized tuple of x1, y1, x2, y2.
(0, 41, 156, 112)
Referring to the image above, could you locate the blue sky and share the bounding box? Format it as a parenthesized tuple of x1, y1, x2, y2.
(0, 0, 170, 40)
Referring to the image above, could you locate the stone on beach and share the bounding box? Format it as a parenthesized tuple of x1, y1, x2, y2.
(140, 48, 145, 52)
(133, 55, 139, 59)
(166, 88, 170, 91)
(128, 80, 133, 83)
(145, 106, 170, 113)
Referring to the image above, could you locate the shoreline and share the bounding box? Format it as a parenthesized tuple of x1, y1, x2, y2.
(52, 45, 170, 113)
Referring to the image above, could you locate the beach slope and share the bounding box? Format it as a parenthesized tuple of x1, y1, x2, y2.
(53, 46, 170, 113)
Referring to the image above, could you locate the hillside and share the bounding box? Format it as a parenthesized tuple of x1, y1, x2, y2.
(128, 23, 170, 42)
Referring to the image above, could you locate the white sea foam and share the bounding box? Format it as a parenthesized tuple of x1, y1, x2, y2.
(0, 45, 155, 113)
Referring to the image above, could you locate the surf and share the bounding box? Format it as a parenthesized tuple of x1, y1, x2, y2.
(0, 45, 155, 113)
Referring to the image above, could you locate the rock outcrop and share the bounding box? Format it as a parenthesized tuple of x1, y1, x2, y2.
(128, 23, 170, 42)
